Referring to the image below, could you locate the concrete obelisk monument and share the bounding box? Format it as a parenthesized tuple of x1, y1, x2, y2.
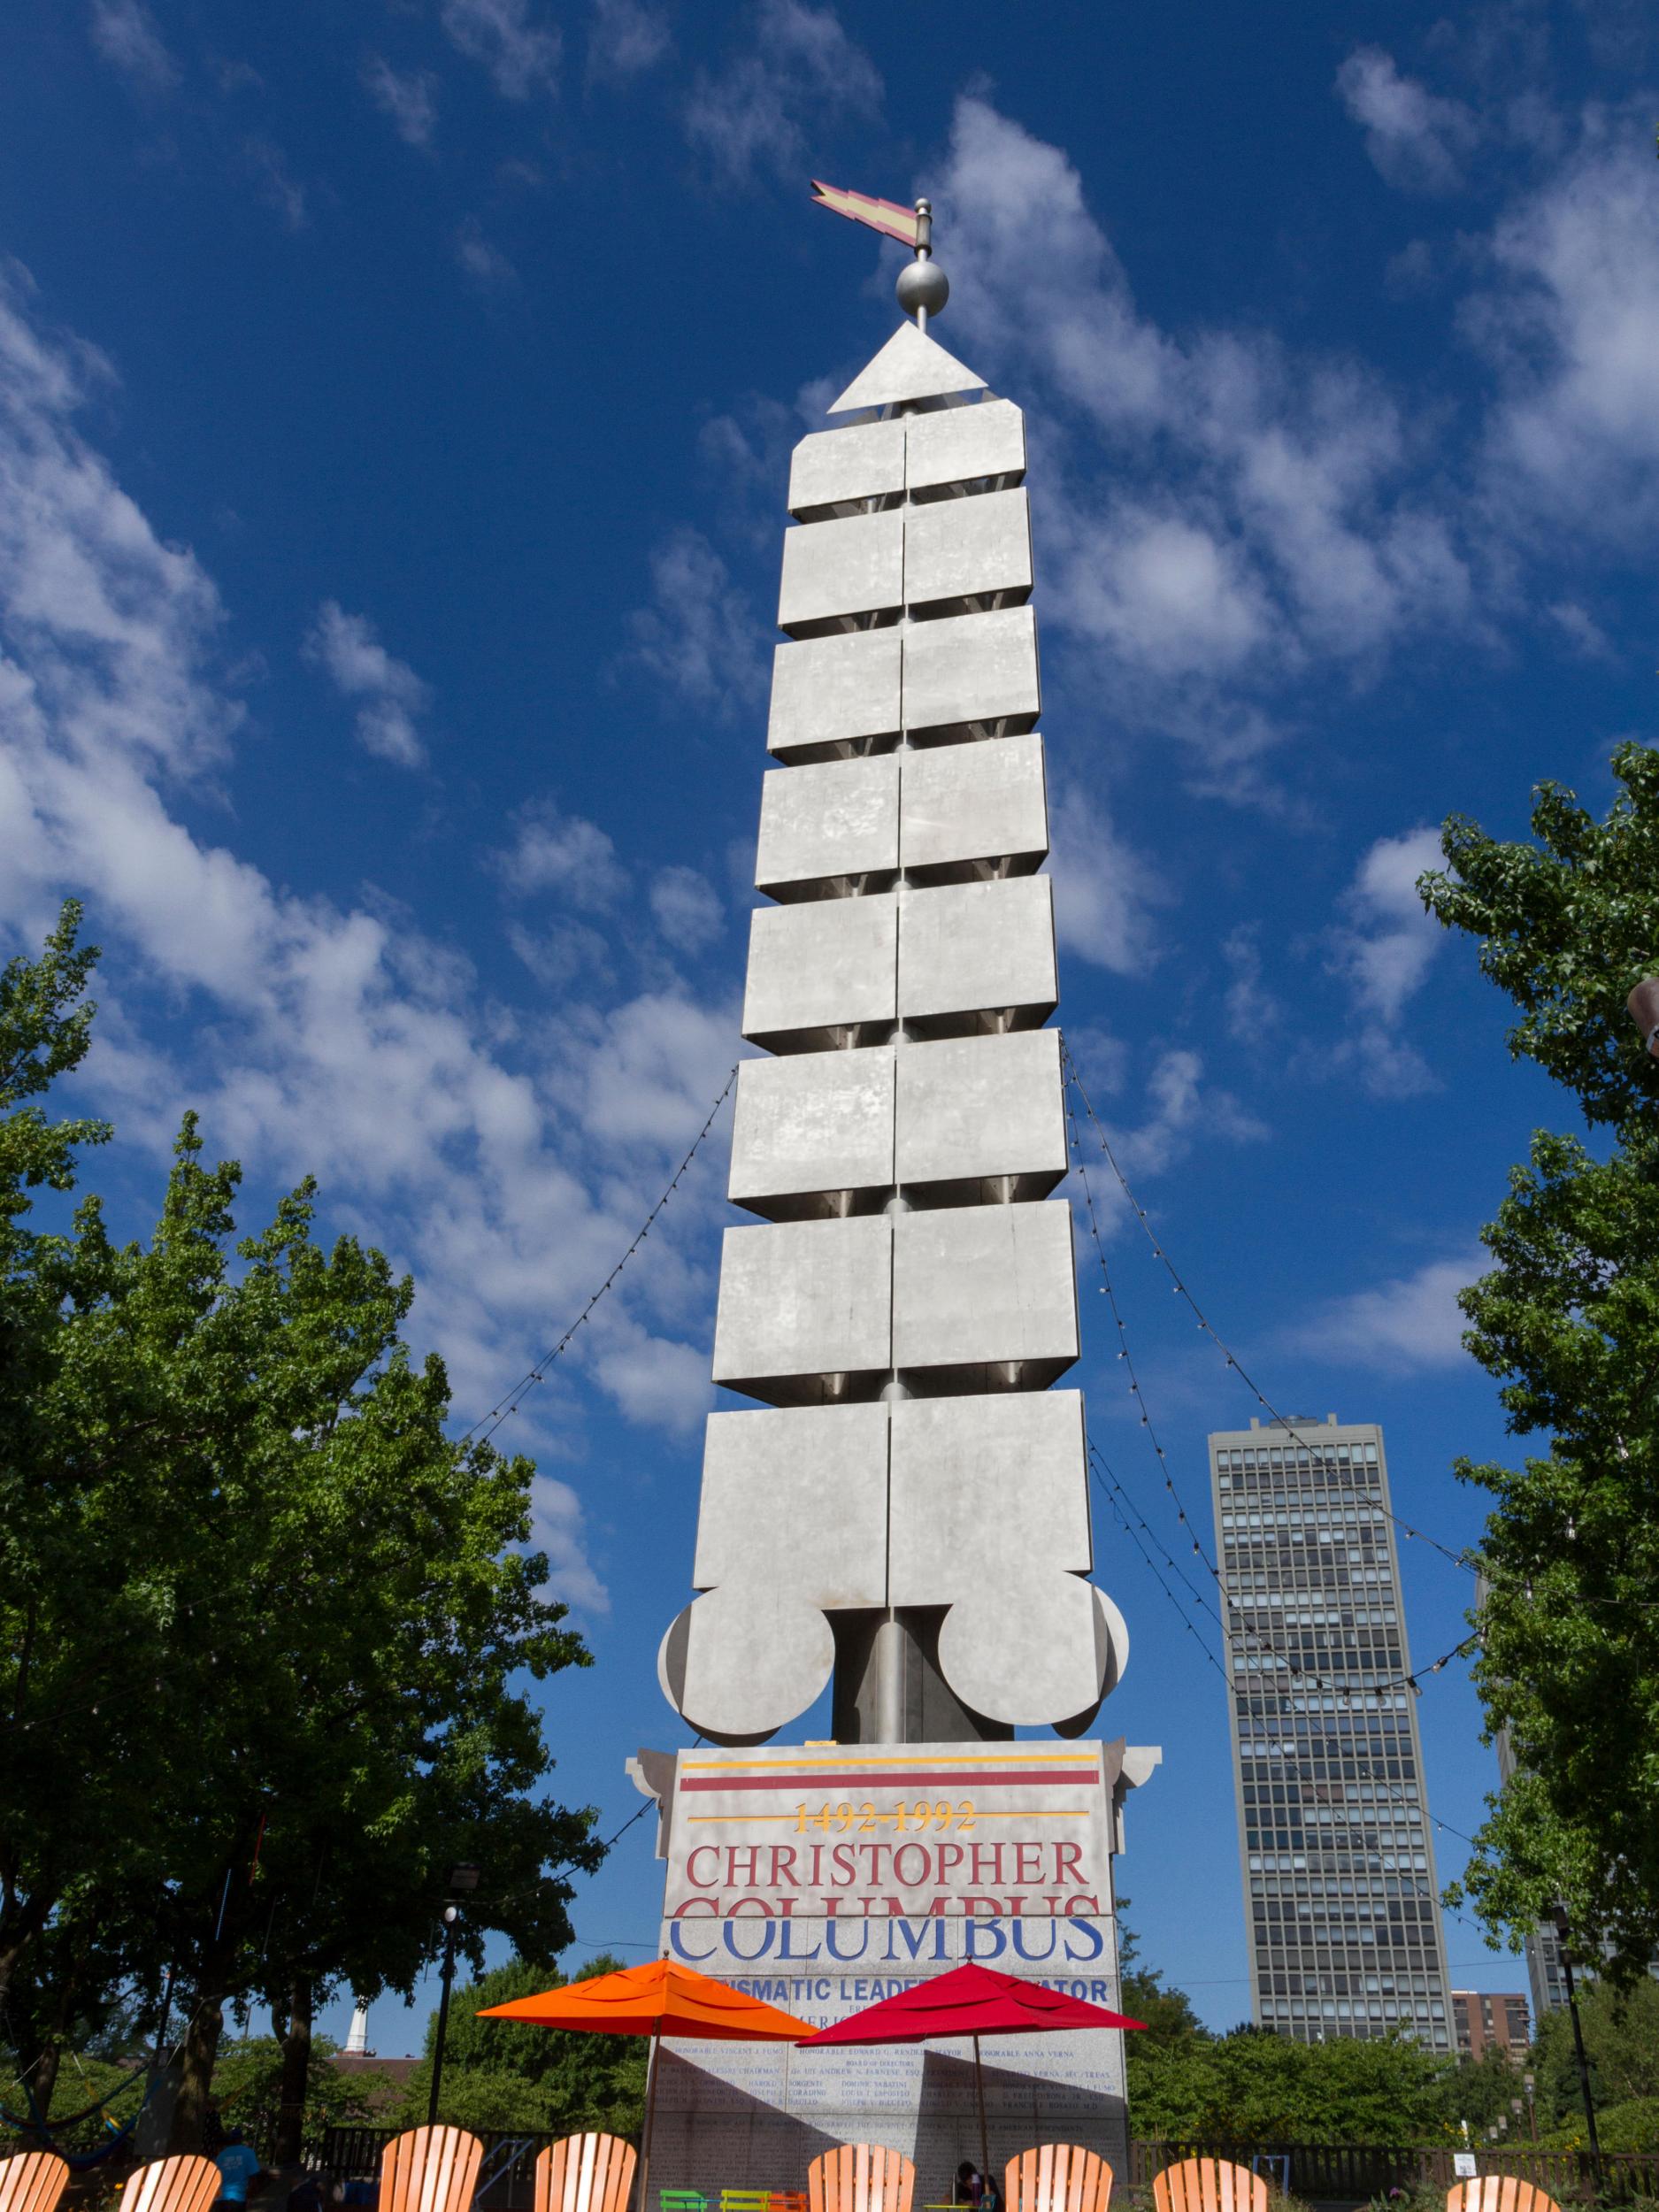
(630, 188, 1160, 2196)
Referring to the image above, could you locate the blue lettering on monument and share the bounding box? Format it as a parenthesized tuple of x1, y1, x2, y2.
(1061, 1919, 1106, 1962)
(886, 1917, 950, 1963)
(1010, 1917, 1059, 1962)
(964, 1918, 1007, 1961)
(823, 1918, 872, 1962)
(723, 1920, 776, 1961)
(777, 1917, 822, 1962)
(668, 1919, 718, 1962)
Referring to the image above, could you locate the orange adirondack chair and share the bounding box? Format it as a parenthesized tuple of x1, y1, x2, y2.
(122, 2155, 223, 2212)
(380, 2126, 486, 2212)
(1004, 2146, 1112, 2212)
(0, 2151, 70, 2212)
(534, 2134, 637, 2212)
(807, 2145, 915, 2212)
(1448, 2183, 1562, 2212)
(1151, 2160, 1267, 2212)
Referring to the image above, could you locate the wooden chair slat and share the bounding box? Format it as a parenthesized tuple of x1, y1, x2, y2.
(1154, 2156, 1262, 2212)
(0, 2151, 70, 2212)
(537, 2134, 637, 2212)
(125, 2154, 221, 2212)
(807, 2145, 914, 2212)
(381, 2124, 484, 2212)
(1004, 2141, 1110, 2212)
(1447, 2180, 1560, 2212)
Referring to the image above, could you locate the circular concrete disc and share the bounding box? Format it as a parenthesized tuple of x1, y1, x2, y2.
(936, 1575, 1127, 1729)
(657, 1585, 835, 1747)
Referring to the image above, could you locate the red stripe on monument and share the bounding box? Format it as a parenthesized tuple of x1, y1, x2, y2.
(679, 1770, 1100, 1792)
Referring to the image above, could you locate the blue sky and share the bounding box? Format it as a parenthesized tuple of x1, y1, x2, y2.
(4, 0, 1656, 2048)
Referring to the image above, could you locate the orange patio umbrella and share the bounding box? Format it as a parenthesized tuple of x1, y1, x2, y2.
(480, 1957, 815, 2208)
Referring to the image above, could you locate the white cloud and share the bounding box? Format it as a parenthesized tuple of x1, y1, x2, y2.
(363, 56, 439, 149)
(1466, 121, 1659, 535)
(626, 526, 766, 715)
(1335, 47, 1478, 194)
(453, 218, 518, 293)
(685, 0, 881, 188)
(588, 0, 672, 81)
(0, 267, 738, 1612)
(1547, 600, 1613, 657)
(303, 601, 432, 769)
(1330, 826, 1444, 1026)
(1289, 1254, 1480, 1372)
(242, 139, 308, 231)
(650, 865, 723, 955)
(1047, 784, 1166, 975)
(496, 804, 629, 909)
(1071, 1047, 1266, 1212)
(88, 0, 177, 92)
(931, 96, 1475, 783)
(441, 0, 562, 99)
(1221, 923, 1281, 1044)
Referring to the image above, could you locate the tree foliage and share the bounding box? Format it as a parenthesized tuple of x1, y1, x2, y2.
(1420, 741, 1659, 1975)
(0, 905, 606, 2153)
(396, 1956, 648, 2138)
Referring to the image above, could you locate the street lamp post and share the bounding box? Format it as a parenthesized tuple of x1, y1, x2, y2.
(1524, 2073, 1538, 2142)
(426, 1863, 481, 2129)
(1550, 1906, 1601, 2160)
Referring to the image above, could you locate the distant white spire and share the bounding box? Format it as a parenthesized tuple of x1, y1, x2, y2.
(345, 2004, 371, 2057)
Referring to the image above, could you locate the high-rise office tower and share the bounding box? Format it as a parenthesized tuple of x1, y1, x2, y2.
(1208, 1415, 1453, 2048)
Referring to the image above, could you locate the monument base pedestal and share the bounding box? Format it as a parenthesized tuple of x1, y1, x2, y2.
(627, 1737, 1161, 2204)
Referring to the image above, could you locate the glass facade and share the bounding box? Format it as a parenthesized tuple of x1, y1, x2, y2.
(1208, 1416, 1454, 2049)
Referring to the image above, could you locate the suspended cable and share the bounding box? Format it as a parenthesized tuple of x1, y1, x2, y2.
(1064, 1079, 1478, 1704)
(1088, 1453, 1231, 1687)
(1060, 1038, 1472, 1572)
(461, 1065, 740, 1451)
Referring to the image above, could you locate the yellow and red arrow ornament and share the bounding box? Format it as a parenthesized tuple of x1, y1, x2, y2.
(810, 180, 922, 249)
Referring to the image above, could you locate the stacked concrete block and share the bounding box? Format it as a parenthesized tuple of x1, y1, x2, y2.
(659, 322, 1126, 1747)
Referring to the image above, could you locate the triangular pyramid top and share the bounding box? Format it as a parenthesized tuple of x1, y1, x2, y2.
(827, 322, 987, 415)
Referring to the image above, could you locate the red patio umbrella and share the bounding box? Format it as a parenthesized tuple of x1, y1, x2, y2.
(798, 1962, 1146, 2182)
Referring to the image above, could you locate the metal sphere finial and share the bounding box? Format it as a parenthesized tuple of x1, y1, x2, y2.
(897, 257, 949, 320)
(899, 194, 948, 326)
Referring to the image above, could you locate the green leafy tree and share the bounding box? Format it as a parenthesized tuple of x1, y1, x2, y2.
(397, 1956, 648, 2137)
(1532, 1977, 1659, 2131)
(1420, 741, 1659, 1975)
(1434, 2045, 1523, 2139)
(1129, 2024, 1450, 2144)
(1119, 1893, 1212, 2062)
(0, 908, 606, 2155)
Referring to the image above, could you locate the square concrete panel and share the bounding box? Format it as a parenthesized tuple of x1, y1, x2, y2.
(778, 511, 903, 636)
(890, 1200, 1078, 1375)
(695, 1402, 890, 1609)
(768, 629, 903, 761)
(729, 1047, 895, 1213)
(742, 896, 898, 1046)
(902, 605, 1041, 735)
(895, 1029, 1064, 1190)
(755, 755, 899, 897)
(905, 398, 1026, 495)
(897, 876, 1056, 1025)
(887, 1390, 1089, 1605)
(899, 732, 1048, 876)
(787, 420, 906, 518)
(903, 488, 1033, 612)
(711, 1215, 893, 1395)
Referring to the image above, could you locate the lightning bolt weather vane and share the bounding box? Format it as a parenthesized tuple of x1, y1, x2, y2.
(810, 179, 950, 331)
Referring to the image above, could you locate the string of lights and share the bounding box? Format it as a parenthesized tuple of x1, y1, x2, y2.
(1089, 1456, 1232, 1687)
(459, 1064, 740, 1451)
(1063, 1077, 1478, 1705)
(1060, 1038, 1473, 1574)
